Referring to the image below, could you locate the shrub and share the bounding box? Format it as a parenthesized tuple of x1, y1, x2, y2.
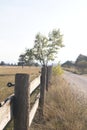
(52, 64, 64, 75)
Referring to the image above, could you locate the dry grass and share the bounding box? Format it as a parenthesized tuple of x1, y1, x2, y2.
(1, 66, 40, 130)
(0, 66, 40, 75)
(0, 66, 40, 102)
(31, 74, 87, 130)
(63, 66, 87, 75)
(63, 66, 81, 74)
(2, 66, 87, 130)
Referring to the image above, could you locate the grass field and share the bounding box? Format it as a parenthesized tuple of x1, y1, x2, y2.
(0, 66, 40, 102)
(0, 66, 40, 130)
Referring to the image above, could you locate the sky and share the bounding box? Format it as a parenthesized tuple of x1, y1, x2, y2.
(0, 0, 87, 64)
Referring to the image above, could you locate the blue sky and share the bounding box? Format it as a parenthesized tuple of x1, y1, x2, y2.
(0, 0, 87, 63)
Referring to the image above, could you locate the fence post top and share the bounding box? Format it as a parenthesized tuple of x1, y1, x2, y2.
(15, 73, 29, 76)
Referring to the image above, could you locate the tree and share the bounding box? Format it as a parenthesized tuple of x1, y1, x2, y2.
(19, 29, 64, 66)
(33, 29, 64, 65)
(18, 49, 36, 66)
(18, 54, 25, 68)
(0, 61, 5, 66)
(24, 49, 35, 66)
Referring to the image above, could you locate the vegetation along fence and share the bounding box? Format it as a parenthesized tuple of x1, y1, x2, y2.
(0, 66, 52, 130)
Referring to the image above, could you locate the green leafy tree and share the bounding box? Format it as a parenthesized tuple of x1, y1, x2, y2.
(33, 29, 64, 65)
(18, 49, 35, 66)
(19, 29, 64, 66)
(24, 49, 35, 65)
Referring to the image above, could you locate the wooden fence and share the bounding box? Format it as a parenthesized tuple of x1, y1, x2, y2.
(0, 66, 52, 130)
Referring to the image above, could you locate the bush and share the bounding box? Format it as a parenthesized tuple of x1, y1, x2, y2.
(52, 64, 64, 75)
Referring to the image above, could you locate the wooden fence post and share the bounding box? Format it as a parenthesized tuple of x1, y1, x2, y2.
(46, 66, 52, 91)
(39, 66, 46, 117)
(14, 73, 30, 130)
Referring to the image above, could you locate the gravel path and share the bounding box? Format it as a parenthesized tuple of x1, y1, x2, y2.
(63, 71, 87, 97)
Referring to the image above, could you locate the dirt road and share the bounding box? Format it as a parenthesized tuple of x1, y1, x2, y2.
(63, 71, 87, 97)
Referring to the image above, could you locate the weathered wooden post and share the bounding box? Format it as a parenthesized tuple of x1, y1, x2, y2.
(46, 66, 52, 91)
(39, 65, 46, 117)
(14, 73, 30, 130)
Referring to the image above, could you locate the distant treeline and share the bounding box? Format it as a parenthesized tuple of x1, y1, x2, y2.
(0, 61, 39, 66)
(0, 61, 17, 66)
